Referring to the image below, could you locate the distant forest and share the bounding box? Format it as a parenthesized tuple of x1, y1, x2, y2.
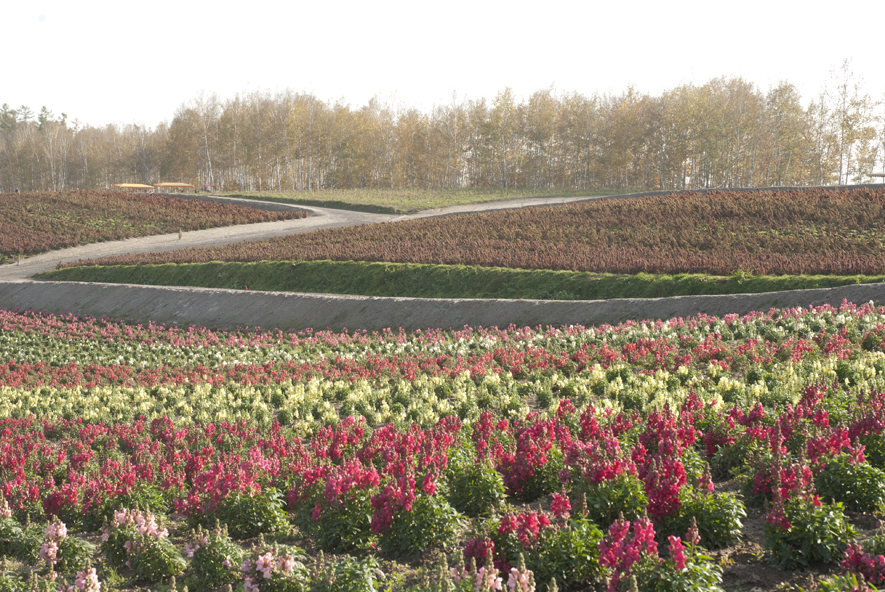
(1, 66, 882, 194)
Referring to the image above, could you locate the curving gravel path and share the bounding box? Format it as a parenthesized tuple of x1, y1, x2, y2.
(1, 190, 884, 331)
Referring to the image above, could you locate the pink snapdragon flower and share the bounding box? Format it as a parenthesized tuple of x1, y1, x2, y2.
(256, 552, 275, 578)
(506, 566, 535, 592)
(842, 543, 885, 585)
(39, 540, 59, 564)
(450, 566, 470, 585)
(598, 516, 659, 592)
(59, 567, 102, 592)
(550, 492, 571, 520)
(475, 566, 503, 591)
(45, 520, 67, 541)
(667, 536, 687, 570)
(686, 519, 701, 547)
(277, 554, 296, 574)
(0, 497, 12, 519)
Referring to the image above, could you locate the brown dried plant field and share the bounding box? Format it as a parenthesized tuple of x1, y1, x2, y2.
(0, 190, 306, 263)
(61, 187, 885, 276)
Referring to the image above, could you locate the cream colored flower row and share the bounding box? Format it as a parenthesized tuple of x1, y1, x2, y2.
(3, 352, 884, 431)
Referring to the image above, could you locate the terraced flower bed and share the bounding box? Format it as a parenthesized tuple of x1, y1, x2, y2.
(3, 303, 885, 590)
(57, 187, 885, 276)
(0, 191, 306, 263)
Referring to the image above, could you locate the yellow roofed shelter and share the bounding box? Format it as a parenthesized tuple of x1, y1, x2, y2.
(111, 183, 155, 193)
(154, 182, 195, 194)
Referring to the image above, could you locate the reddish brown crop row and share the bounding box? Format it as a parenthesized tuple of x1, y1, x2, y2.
(60, 187, 885, 276)
(0, 190, 305, 257)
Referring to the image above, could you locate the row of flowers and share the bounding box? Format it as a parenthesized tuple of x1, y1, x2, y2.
(2, 339, 885, 436)
(3, 301, 884, 384)
(2, 504, 553, 592)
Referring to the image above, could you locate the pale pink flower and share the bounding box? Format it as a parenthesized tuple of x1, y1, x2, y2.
(256, 552, 275, 578)
(74, 567, 101, 592)
(45, 520, 67, 541)
(39, 540, 59, 564)
(507, 567, 534, 592)
(277, 554, 296, 574)
(113, 509, 129, 527)
(451, 566, 469, 585)
(475, 566, 503, 591)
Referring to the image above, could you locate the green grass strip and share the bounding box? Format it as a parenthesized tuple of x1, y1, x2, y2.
(38, 261, 885, 301)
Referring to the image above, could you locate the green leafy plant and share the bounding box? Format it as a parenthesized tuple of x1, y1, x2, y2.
(798, 573, 881, 591)
(446, 452, 507, 518)
(378, 494, 465, 558)
(660, 491, 745, 549)
(296, 489, 374, 554)
(815, 455, 885, 513)
(0, 517, 23, 558)
(627, 544, 725, 592)
(101, 508, 186, 583)
(8, 519, 42, 563)
(184, 524, 245, 591)
(55, 535, 95, 573)
(0, 569, 24, 592)
(860, 433, 885, 470)
(214, 489, 290, 539)
(241, 540, 309, 592)
(862, 528, 885, 556)
(862, 327, 885, 352)
(530, 517, 605, 590)
(764, 498, 855, 569)
(129, 533, 187, 582)
(575, 474, 648, 527)
(484, 509, 603, 590)
(310, 554, 386, 592)
(709, 437, 761, 480)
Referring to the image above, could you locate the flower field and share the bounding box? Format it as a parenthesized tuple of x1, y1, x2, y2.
(58, 187, 885, 276)
(4, 302, 885, 590)
(0, 191, 306, 263)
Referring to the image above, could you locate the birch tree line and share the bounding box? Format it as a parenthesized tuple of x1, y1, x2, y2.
(2, 67, 883, 194)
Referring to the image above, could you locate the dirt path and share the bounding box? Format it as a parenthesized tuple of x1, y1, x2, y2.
(1, 191, 885, 330)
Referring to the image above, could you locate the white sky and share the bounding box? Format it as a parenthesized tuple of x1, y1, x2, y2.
(5, 0, 885, 128)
